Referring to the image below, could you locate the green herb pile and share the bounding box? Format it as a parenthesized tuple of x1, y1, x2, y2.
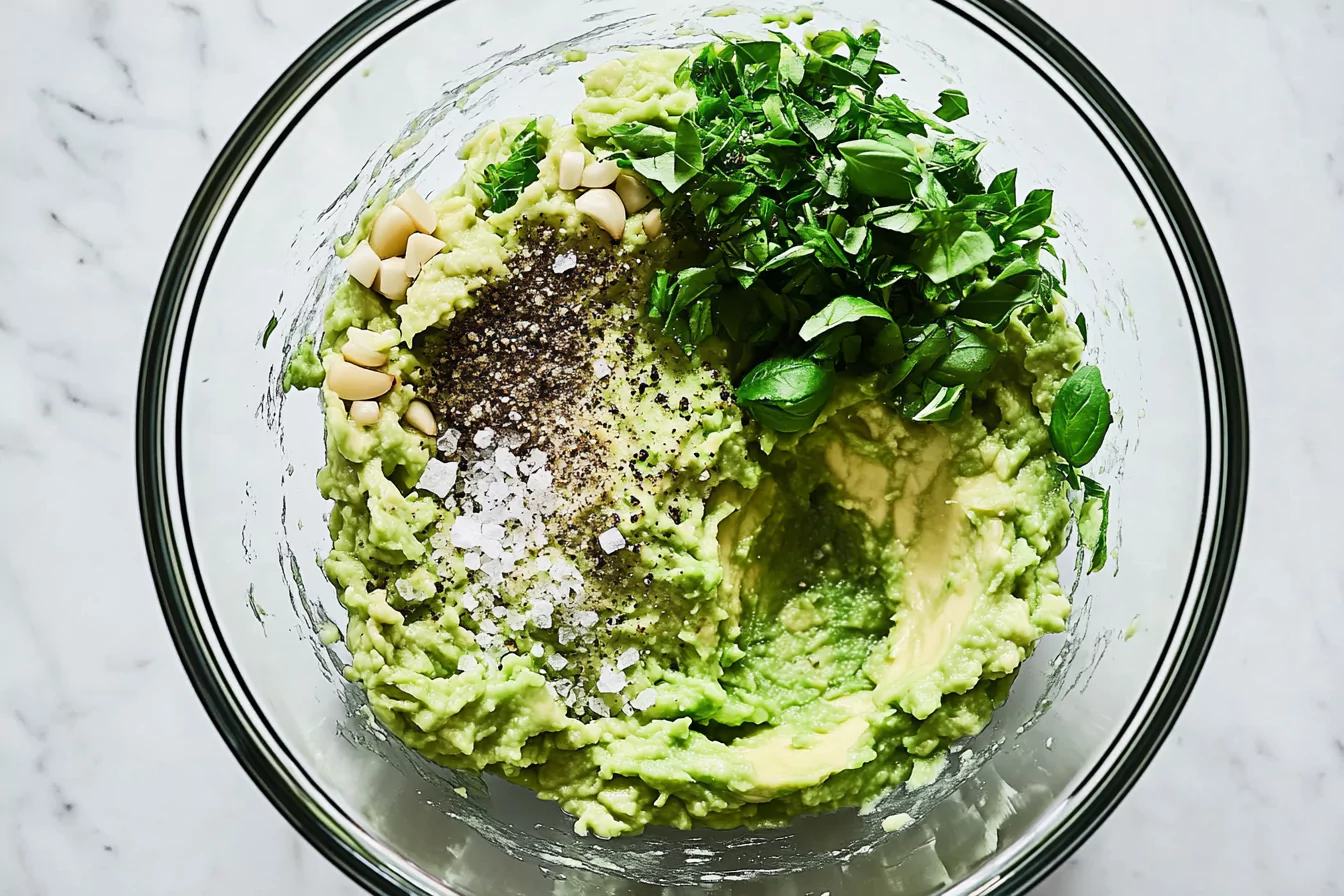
(597, 27, 1112, 568)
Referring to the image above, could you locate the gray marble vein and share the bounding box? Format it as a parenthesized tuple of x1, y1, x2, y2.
(0, 0, 1340, 893)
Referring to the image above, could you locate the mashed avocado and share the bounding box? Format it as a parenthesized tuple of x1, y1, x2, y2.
(296, 38, 1097, 838)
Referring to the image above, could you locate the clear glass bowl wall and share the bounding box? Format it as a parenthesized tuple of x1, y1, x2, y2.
(137, 0, 1247, 894)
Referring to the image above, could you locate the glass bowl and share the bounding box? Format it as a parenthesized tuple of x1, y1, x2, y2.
(136, 0, 1248, 893)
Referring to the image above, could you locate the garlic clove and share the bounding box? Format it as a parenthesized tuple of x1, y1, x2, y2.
(374, 257, 410, 301)
(344, 240, 381, 287)
(349, 400, 380, 426)
(341, 334, 388, 369)
(643, 207, 663, 240)
(580, 159, 620, 188)
(575, 189, 626, 240)
(405, 232, 446, 270)
(326, 360, 394, 401)
(403, 399, 436, 436)
(393, 188, 437, 234)
(369, 205, 417, 258)
(558, 151, 585, 191)
(613, 174, 653, 214)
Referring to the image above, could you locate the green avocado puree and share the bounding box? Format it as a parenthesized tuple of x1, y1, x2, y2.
(295, 46, 1084, 838)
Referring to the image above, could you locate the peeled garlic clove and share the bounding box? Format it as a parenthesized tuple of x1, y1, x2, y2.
(644, 207, 663, 240)
(349, 400, 380, 426)
(403, 399, 436, 436)
(580, 159, 620, 188)
(613, 174, 653, 214)
(375, 257, 410, 301)
(575, 189, 626, 240)
(558, 151, 585, 191)
(393, 188, 437, 234)
(405, 232, 446, 270)
(369, 205, 416, 258)
(341, 333, 388, 369)
(326, 360, 394, 401)
(344, 240, 381, 287)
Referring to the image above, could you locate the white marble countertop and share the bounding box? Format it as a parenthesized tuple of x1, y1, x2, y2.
(2, 0, 1341, 892)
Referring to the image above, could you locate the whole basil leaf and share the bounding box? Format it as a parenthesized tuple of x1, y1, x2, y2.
(911, 216, 995, 283)
(737, 357, 836, 432)
(799, 295, 892, 342)
(928, 324, 996, 386)
(866, 322, 905, 365)
(887, 322, 950, 388)
(1049, 365, 1111, 465)
(957, 257, 1041, 329)
(675, 116, 705, 177)
(1006, 188, 1053, 238)
(838, 134, 922, 198)
(870, 206, 924, 233)
(608, 123, 677, 156)
(988, 168, 1018, 204)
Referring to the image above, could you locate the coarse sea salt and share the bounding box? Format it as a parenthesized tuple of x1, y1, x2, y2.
(598, 527, 626, 554)
(552, 251, 577, 273)
(596, 666, 627, 693)
(630, 688, 657, 711)
(473, 428, 495, 449)
(593, 359, 612, 380)
(616, 647, 639, 670)
(437, 428, 462, 456)
(417, 459, 459, 498)
(450, 515, 482, 549)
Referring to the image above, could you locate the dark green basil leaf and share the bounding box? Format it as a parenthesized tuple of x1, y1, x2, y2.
(1006, 188, 1053, 238)
(838, 134, 922, 198)
(1049, 365, 1112, 466)
(649, 269, 671, 319)
(911, 216, 995, 283)
(988, 168, 1017, 204)
(737, 357, 836, 432)
(608, 123, 677, 156)
(928, 324, 996, 386)
(887, 322, 950, 388)
(866, 322, 905, 365)
(795, 97, 837, 140)
(841, 225, 868, 255)
(934, 89, 970, 122)
(674, 116, 705, 176)
(799, 295, 892, 342)
(957, 258, 1040, 329)
(1075, 312, 1088, 344)
(870, 205, 924, 233)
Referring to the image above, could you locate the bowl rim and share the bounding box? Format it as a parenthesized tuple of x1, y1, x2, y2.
(136, 0, 1249, 893)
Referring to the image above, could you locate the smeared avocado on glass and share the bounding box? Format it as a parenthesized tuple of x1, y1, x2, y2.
(290, 27, 1112, 838)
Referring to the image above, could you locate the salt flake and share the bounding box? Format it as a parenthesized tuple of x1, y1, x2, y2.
(598, 527, 626, 554)
(417, 459, 459, 498)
